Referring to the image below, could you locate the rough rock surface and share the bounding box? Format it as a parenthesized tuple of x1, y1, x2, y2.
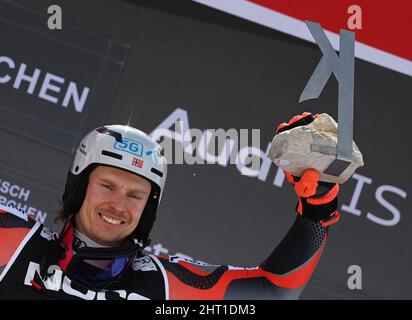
(268, 113, 364, 184)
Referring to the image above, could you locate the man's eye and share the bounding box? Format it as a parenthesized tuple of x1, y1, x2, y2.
(101, 184, 113, 190)
(129, 194, 141, 200)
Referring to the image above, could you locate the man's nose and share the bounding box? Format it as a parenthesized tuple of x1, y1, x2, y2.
(108, 191, 128, 213)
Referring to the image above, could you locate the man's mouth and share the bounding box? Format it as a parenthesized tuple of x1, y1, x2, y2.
(99, 213, 124, 225)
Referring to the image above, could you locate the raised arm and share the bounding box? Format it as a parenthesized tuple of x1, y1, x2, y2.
(157, 113, 341, 300)
(157, 169, 338, 299)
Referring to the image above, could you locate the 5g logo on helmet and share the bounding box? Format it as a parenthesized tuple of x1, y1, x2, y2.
(114, 138, 144, 157)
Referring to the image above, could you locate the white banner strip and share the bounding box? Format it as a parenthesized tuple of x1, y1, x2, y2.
(192, 0, 412, 77)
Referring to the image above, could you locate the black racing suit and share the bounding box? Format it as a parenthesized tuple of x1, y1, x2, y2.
(0, 203, 328, 300)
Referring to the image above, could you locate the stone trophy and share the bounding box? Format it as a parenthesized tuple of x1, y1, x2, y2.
(268, 113, 363, 184)
(268, 21, 364, 184)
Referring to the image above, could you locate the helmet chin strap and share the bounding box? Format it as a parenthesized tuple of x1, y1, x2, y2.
(38, 216, 74, 281)
(36, 215, 149, 291)
(40, 215, 148, 278)
(58, 216, 76, 272)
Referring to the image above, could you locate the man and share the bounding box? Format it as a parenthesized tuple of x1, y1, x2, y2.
(0, 112, 340, 299)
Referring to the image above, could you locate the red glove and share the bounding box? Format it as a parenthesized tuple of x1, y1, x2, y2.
(276, 112, 340, 227)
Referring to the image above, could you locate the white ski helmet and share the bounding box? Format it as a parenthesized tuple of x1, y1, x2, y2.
(61, 125, 167, 243)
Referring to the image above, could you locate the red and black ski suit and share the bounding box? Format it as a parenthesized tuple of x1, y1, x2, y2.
(0, 202, 328, 300)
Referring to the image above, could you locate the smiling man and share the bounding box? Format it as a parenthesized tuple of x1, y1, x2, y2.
(75, 166, 152, 247)
(0, 113, 341, 299)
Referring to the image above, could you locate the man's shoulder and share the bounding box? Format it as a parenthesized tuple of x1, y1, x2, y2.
(132, 254, 162, 272)
(0, 202, 35, 229)
(0, 203, 42, 267)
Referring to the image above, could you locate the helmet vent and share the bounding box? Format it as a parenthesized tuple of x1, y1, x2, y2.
(101, 150, 123, 160)
(96, 127, 123, 142)
(74, 166, 79, 173)
(151, 167, 163, 177)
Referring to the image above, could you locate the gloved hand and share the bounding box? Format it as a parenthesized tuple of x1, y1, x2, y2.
(276, 112, 340, 227)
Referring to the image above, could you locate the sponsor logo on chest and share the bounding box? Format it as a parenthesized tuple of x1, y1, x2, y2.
(24, 261, 153, 300)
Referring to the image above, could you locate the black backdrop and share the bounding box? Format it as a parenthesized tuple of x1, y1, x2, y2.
(0, 0, 410, 299)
